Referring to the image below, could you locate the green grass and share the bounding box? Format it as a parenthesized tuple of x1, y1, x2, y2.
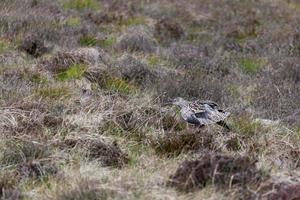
(0, 39, 10, 54)
(79, 35, 98, 47)
(106, 77, 137, 95)
(232, 117, 266, 136)
(98, 36, 116, 48)
(146, 54, 172, 67)
(56, 64, 87, 81)
(120, 16, 146, 27)
(35, 86, 70, 100)
(63, 0, 99, 10)
(65, 17, 81, 26)
(238, 57, 266, 75)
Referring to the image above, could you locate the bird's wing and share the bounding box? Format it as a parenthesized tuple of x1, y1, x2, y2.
(194, 111, 215, 125)
(189, 102, 206, 113)
(194, 109, 230, 125)
(198, 100, 219, 108)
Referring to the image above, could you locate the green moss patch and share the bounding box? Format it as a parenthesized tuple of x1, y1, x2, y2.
(120, 16, 146, 27)
(56, 64, 87, 81)
(98, 36, 116, 48)
(238, 57, 266, 75)
(0, 39, 10, 54)
(65, 17, 81, 26)
(63, 0, 100, 10)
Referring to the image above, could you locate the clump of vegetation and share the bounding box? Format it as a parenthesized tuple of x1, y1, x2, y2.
(19, 35, 50, 57)
(0, 39, 10, 54)
(56, 178, 115, 200)
(1, 0, 300, 199)
(63, 138, 128, 168)
(238, 57, 266, 75)
(41, 48, 101, 74)
(150, 129, 214, 156)
(98, 36, 116, 48)
(0, 139, 52, 167)
(168, 153, 264, 192)
(115, 26, 157, 53)
(56, 64, 87, 81)
(64, 0, 99, 10)
(35, 86, 70, 99)
(120, 16, 146, 27)
(232, 117, 265, 137)
(154, 17, 184, 45)
(117, 54, 158, 87)
(79, 35, 98, 47)
(65, 17, 81, 26)
(106, 76, 137, 95)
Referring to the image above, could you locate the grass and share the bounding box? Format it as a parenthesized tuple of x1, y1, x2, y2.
(98, 36, 116, 48)
(120, 16, 146, 27)
(232, 117, 266, 137)
(1, 0, 300, 199)
(65, 17, 81, 26)
(238, 57, 266, 75)
(146, 54, 172, 67)
(63, 0, 99, 10)
(0, 39, 10, 54)
(35, 86, 70, 99)
(106, 77, 137, 95)
(56, 64, 87, 81)
(79, 35, 98, 47)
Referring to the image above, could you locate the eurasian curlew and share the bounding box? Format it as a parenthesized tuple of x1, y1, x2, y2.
(168, 97, 231, 130)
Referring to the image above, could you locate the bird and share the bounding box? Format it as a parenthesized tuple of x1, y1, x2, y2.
(168, 97, 231, 130)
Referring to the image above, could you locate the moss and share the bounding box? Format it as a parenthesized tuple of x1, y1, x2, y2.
(56, 64, 87, 81)
(98, 36, 116, 48)
(146, 54, 172, 67)
(120, 16, 146, 27)
(65, 17, 81, 26)
(79, 35, 98, 47)
(35, 86, 70, 99)
(238, 57, 266, 75)
(185, 26, 211, 43)
(0, 39, 10, 54)
(63, 0, 99, 10)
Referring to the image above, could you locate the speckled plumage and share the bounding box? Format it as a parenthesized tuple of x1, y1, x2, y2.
(172, 97, 230, 129)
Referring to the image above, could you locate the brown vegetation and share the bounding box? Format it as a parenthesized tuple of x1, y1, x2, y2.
(1, 0, 300, 199)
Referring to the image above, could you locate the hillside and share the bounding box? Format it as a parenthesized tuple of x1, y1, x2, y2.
(0, 0, 300, 199)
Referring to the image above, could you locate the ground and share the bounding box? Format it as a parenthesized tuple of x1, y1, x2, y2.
(0, 0, 300, 199)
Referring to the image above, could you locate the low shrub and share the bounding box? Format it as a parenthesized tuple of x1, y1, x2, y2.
(115, 26, 156, 53)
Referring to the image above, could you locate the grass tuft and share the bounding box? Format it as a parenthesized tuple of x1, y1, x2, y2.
(35, 86, 70, 99)
(56, 64, 87, 81)
(238, 57, 266, 75)
(65, 17, 81, 26)
(98, 36, 116, 48)
(79, 35, 98, 47)
(64, 0, 99, 10)
(120, 16, 146, 27)
(106, 77, 137, 95)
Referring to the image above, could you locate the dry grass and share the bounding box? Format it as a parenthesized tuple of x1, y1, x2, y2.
(1, 0, 300, 199)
